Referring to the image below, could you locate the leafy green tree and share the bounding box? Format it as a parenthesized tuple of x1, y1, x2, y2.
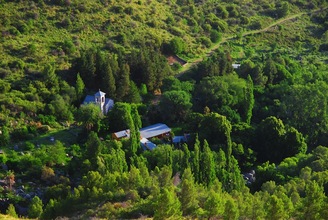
(263, 58, 278, 84)
(154, 186, 182, 220)
(200, 140, 216, 186)
(182, 144, 191, 171)
(48, 94, 73, 122)
(298, 181, 326, 219)
(224, 196, 239, 220)
(43, 64, 59, 91)
(251, 65, 267, 86)
(210, 29, 221, 43)
(254, 116, 307, 163)
(199, 113, 232, 155)
(85, 132, 103, 170)
(75, 73, 85, 101)
(280, 83, 328, 147)
(159, 90, 192, 123)
(6, 204, 18, 218)
(77, 103, 103, 132)
(266, 195, 288, 220)
(204, 180, 225, 217)
(28, 196, 43, 218)
(169, 37, 185, 54)
(277, 2, 290, 18)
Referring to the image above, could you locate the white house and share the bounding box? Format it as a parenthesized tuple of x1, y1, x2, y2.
(83, 90, 114, 114)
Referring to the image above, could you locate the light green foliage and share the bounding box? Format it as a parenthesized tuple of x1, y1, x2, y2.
(75, 73, 85, 101)
(154, 186, 182, 220)
(204, 180, 225, 217)
(224, 196, 239, 220)
(48, 94, 74, 122)
(169, 37, 186, 54)
(266, 195, 288, 220)
(28, 196, 43, 218)
(77, 103, 103, 132)
(180, 168, 199, 216)
(6, 204, 18, 218)
(298, 181, 326, 219)
(194, 74, 248, 123)
(2, 1, 328, 219)
(200, 140, 216, 186)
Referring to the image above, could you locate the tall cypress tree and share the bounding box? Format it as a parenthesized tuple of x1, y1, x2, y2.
(75, 73, 85, 101)
(101, 61, 116, 98)
(192, 135, 200, 183)
(200, 140, 216, 186)
(116, 63, 130, 101)
(244, 75, 254, 125)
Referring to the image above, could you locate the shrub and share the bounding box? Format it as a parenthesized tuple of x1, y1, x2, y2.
(200, 37, 212, 47)
(210, 30, 222, 43)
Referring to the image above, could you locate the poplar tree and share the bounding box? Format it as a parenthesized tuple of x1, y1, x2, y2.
(116, 63, 130, 101)
(154, 186, 182, 220)
(204, 180, 225, 217)
(244, 75, 254, 125)
(200, 140, 215, 186)
(85, 132, 103, 170)
(224, 197, 239, 220)
(75, 73, 85, 101)
(192, 135, 200, 183)
(180, 168, 198, 216)
(182, 144, 191, 171)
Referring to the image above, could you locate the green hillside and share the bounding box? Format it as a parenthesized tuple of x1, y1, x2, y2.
(1, 0, 328, 219)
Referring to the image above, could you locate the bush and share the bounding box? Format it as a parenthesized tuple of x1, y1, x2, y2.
(200, 37, 212, 47)
(210, 30, 222, 43)
(169, 37, 185, 54)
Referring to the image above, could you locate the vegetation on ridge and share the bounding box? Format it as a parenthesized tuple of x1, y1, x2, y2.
(0, 0, 328, 219)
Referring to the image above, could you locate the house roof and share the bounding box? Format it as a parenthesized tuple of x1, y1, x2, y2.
(140, 123, 171, 139)
(83, 95, 95, 105)
(172, 136, 187, 143)
(113, 129, 130, 139)
(95, 90, 106, 97)
(140, 138, 157, 150)
(232, 63, 241, 69)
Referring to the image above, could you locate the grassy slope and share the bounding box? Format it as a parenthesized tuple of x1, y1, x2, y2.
(1, 0, 319, 73)
(179, 7, 328, 74)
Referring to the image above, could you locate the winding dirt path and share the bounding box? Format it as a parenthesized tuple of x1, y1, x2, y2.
(177, 7, 327, 76)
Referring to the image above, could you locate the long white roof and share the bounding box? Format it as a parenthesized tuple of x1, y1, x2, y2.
(139, 123, 171, 139)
